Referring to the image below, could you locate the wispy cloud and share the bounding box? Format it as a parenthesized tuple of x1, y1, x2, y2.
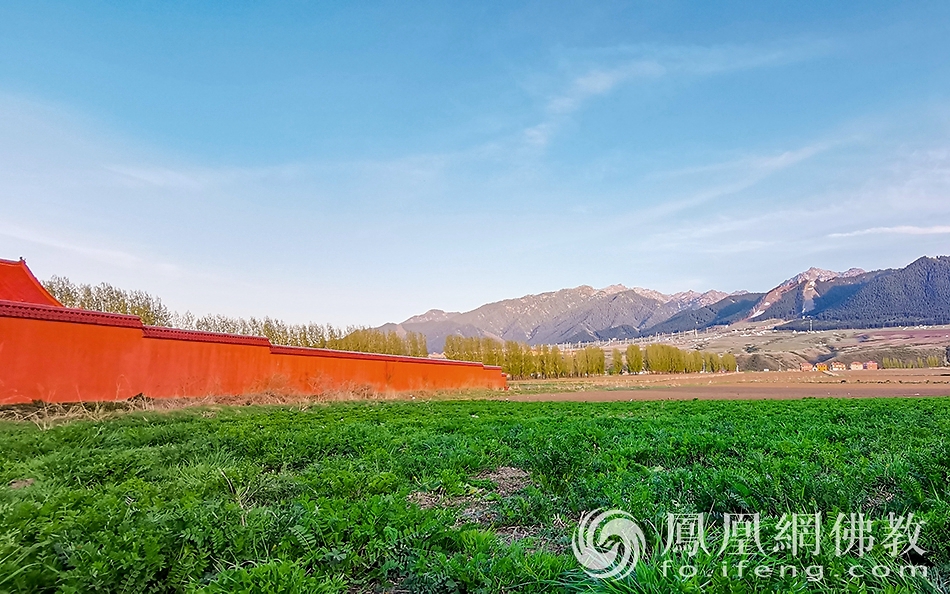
(545, 61, 664, 115)
(607, 141, 831, 228)
(651, 143, 833, 180)
(0, 221, 143, 268)
(522, 60, 663, 147)
(106, 165, 216, 191)
(830, 225, 950, 238)
(523, 41, 831, 148)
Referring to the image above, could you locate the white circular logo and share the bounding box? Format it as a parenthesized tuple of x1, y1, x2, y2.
(572, 508, 646, 580)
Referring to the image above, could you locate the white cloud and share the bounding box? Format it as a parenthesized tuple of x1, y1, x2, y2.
(0, 221, 143, 268)
(105, 165, 214, 191)
(651, 143, 834, 180)
(830, 225, 950, 238)
(545, 61, 664, 116)
(523, 40, 831, 149)
(603, 142, 831, 230)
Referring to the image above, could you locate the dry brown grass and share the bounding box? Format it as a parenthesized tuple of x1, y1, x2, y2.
(0, 387, 503, 428)
(0, 392, 381, 428)
(509, 366, 950, 393)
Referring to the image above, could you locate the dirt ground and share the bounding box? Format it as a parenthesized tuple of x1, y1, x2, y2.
(623, 324, 950, 372)
(503, 368, 950, 402)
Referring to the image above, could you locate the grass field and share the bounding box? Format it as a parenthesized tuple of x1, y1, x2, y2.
(2, 397, 950, 592)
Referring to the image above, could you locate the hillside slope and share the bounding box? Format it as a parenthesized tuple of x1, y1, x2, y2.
(382, 286, 732, 351)
(640, 293, 765, 336)
(780, 256, 950, 330)
(381, 255, 950, 352)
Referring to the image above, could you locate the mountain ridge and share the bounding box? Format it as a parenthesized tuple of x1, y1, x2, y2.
(380, 256, 950, 352)
(379, 284, 744, 351)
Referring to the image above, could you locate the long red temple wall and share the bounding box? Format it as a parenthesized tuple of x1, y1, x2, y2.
(0, 305, 505, 405)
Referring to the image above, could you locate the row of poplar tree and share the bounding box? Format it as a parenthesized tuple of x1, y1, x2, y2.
(881, 355, 944, 369)
(443, 336, 605, 378)
(444, 336, 737, 379)
(42, 276, 428, 358)
(621, 344, 738, 374)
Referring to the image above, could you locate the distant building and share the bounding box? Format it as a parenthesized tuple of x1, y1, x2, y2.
(816, 363, 829, 372)
(830, 361, 847, 372)
(865, 361, 879, 370)
(800, 362, 814, 372)
(850, 361, 865, 370)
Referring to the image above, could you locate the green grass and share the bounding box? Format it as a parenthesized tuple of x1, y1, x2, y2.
(1, 397, 949, 592)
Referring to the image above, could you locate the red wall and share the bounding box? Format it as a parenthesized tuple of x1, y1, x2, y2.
(0, 300, 505, 404)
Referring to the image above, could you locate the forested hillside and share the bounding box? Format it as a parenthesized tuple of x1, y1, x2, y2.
(638, 293, 764, 335)
(781, 256, 950, 330)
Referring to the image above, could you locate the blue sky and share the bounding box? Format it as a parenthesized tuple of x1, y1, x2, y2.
(2, 2, 950, 326)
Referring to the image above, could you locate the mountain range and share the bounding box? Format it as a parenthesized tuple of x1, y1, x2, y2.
(380, 256, 950, 352)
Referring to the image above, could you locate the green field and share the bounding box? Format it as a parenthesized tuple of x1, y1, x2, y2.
(2, 398, 949, 592)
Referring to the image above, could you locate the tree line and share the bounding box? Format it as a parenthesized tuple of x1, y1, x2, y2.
(881, 355, 944, 369)
(444, 336, 736, 379)
(42, 276, 427, 357)
(629, 344, 737, 374)
(443, 336, 605, 379)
